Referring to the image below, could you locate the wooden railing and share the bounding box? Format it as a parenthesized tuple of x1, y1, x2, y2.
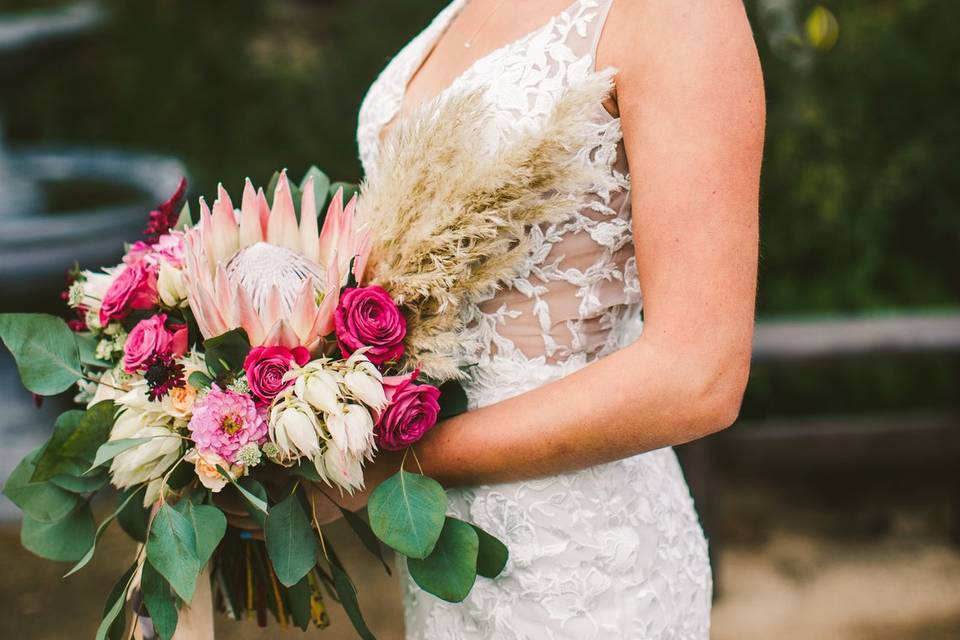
(674, 310, 960, 592)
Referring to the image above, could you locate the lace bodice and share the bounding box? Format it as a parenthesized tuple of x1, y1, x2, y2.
(357, 0, 642, 369)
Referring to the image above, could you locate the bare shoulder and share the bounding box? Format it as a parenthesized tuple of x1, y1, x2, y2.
(598, 0, 765, 135)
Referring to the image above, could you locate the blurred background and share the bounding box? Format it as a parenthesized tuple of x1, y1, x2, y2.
(1, 0, 958, 638)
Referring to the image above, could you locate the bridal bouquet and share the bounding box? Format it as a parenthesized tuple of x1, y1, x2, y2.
(0, 169, 507, 640)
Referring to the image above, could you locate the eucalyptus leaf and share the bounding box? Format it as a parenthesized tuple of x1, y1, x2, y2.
(173, 499, 226, 567)
(187, 371, 212, 390)
(50, 470, 109, 493)
(0, 313, 82, 395)
(95, 563, 137, 640)
(285, 574, 314, 631)
(203, 328, 250, 376)
(147, 503, 202, 603)
(117, 486, 151, 543)
(407, 517, 479, 603)
(76, 332, 111, 368)
(4, 449, 80, 523)
(340, 506, 391, 575)
(88, 437, 156, 473)
(64, 486, 144, 577)
(21, 501, 96, 562)
(141, 559, 179, 640)
(265, 490, 319, 587)
(325, 543, 376, 640)
(368, 470, 447, 559)
(216, 466, 268, 518)
(472, 524, 508, 578)
(437, 379, 469, 420)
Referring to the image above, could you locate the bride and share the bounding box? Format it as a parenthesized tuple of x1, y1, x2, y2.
(170, 0, 763, 638)
(339, 0, 763, 638)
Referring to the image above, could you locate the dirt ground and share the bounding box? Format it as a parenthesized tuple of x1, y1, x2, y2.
(2, 472, 959, 640)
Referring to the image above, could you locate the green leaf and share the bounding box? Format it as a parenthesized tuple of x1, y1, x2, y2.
(368, 470, 447, 559)
(174, 201, 192, 230)
(286, 460, 322, 482)
(216, 466, 268, 520)
(147, 503, 202, 603)
(173, 499, 226, 567)
(88, 437, 157, 473)
(117, 486, 151, 543)
(285, 574, 313, 631)
(187, 370, 212, 390)
(203, 328, 250, 376)
(32, 403, 118, 482)
(265, 490, 319, 587)
(64, 487, 144, 577)
(95, 563, 137, 640)
(33, 402, 117, 483)
(0, 313, 83, 395)
(329, 181, 359, 205)
(4, 448, 80, 523)
(340, 506, 391, 575)
(76, 332, 111, 368)
(266, 171, 282, 207)
(472, 525, 508, 578)
(325, 543, 376, 640)
(141, 559, 179, 640)
(21, 501, 96, 562)
(437, 379, 469, 420)
(407, 517, 479, 603)
(50, 470, 109, 493)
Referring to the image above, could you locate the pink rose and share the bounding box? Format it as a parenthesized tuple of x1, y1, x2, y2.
(99, 262, 158, 325)
(243, 345, 310, 404)
(375, 371, 441, 451)
(123, 313, 188, 373)
(334, 286, 406, 366)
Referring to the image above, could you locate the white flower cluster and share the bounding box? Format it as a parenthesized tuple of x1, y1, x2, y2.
(270, 351, 387, 493)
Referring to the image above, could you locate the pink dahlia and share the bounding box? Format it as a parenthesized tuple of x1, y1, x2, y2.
(187, 385, 267, 463)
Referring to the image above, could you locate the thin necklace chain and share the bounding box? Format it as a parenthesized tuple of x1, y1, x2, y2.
(462, 0, 510, 49)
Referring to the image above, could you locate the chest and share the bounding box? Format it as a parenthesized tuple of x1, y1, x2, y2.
(357, 0, 613, 175)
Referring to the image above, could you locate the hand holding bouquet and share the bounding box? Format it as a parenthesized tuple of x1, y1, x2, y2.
(1, 169, 506, 640)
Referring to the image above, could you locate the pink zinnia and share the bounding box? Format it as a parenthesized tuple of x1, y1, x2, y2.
(187, 386, 267, 463)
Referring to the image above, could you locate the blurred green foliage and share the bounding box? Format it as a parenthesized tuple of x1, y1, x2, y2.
(2, 0, 958, 418)
(4, 0, 956, 315)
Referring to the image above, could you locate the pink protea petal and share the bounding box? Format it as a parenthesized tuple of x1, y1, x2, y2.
(313, 258, 341, 338)
(267, 171, 300, 252)
(198, 197, 216, 272)
(235, 285, 266, 345)
(289, 277, 319, 343)
(262, 319, 300, 349)
(211, 195, 239, 266)
(216, 183, 235, 214)
(352, 228, 373, 285)
(299, 176, 320, 265)
(214, 265, 237, 327)
(260, 285, 284, 331)
(318, 187, 343, 268)
(239, 179, 263, 247)
(256, 188, 271, 237)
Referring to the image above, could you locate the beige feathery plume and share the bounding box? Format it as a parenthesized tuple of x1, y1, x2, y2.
(357, 69, 618, 380)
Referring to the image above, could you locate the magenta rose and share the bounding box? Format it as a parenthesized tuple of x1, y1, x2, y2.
(243, 345, 310, 404)
(123, 313, 188, 373)
(334, 286, 406, 366)
(375, 371, 441, 451)
(99, 262, 158, 326)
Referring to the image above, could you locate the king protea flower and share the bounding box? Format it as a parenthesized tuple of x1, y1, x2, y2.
(183, 171, 371, 352)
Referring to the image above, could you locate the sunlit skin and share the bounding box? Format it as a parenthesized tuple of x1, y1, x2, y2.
(233, 0, 766, 527)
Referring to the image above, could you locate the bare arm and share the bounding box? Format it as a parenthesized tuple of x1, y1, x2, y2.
(341, 0, 765, 502)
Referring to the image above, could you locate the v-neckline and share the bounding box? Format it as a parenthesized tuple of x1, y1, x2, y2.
(377, 0, 586, 144)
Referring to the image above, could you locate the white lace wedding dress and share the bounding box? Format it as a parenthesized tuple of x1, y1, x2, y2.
(357, 0, 712, 638)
